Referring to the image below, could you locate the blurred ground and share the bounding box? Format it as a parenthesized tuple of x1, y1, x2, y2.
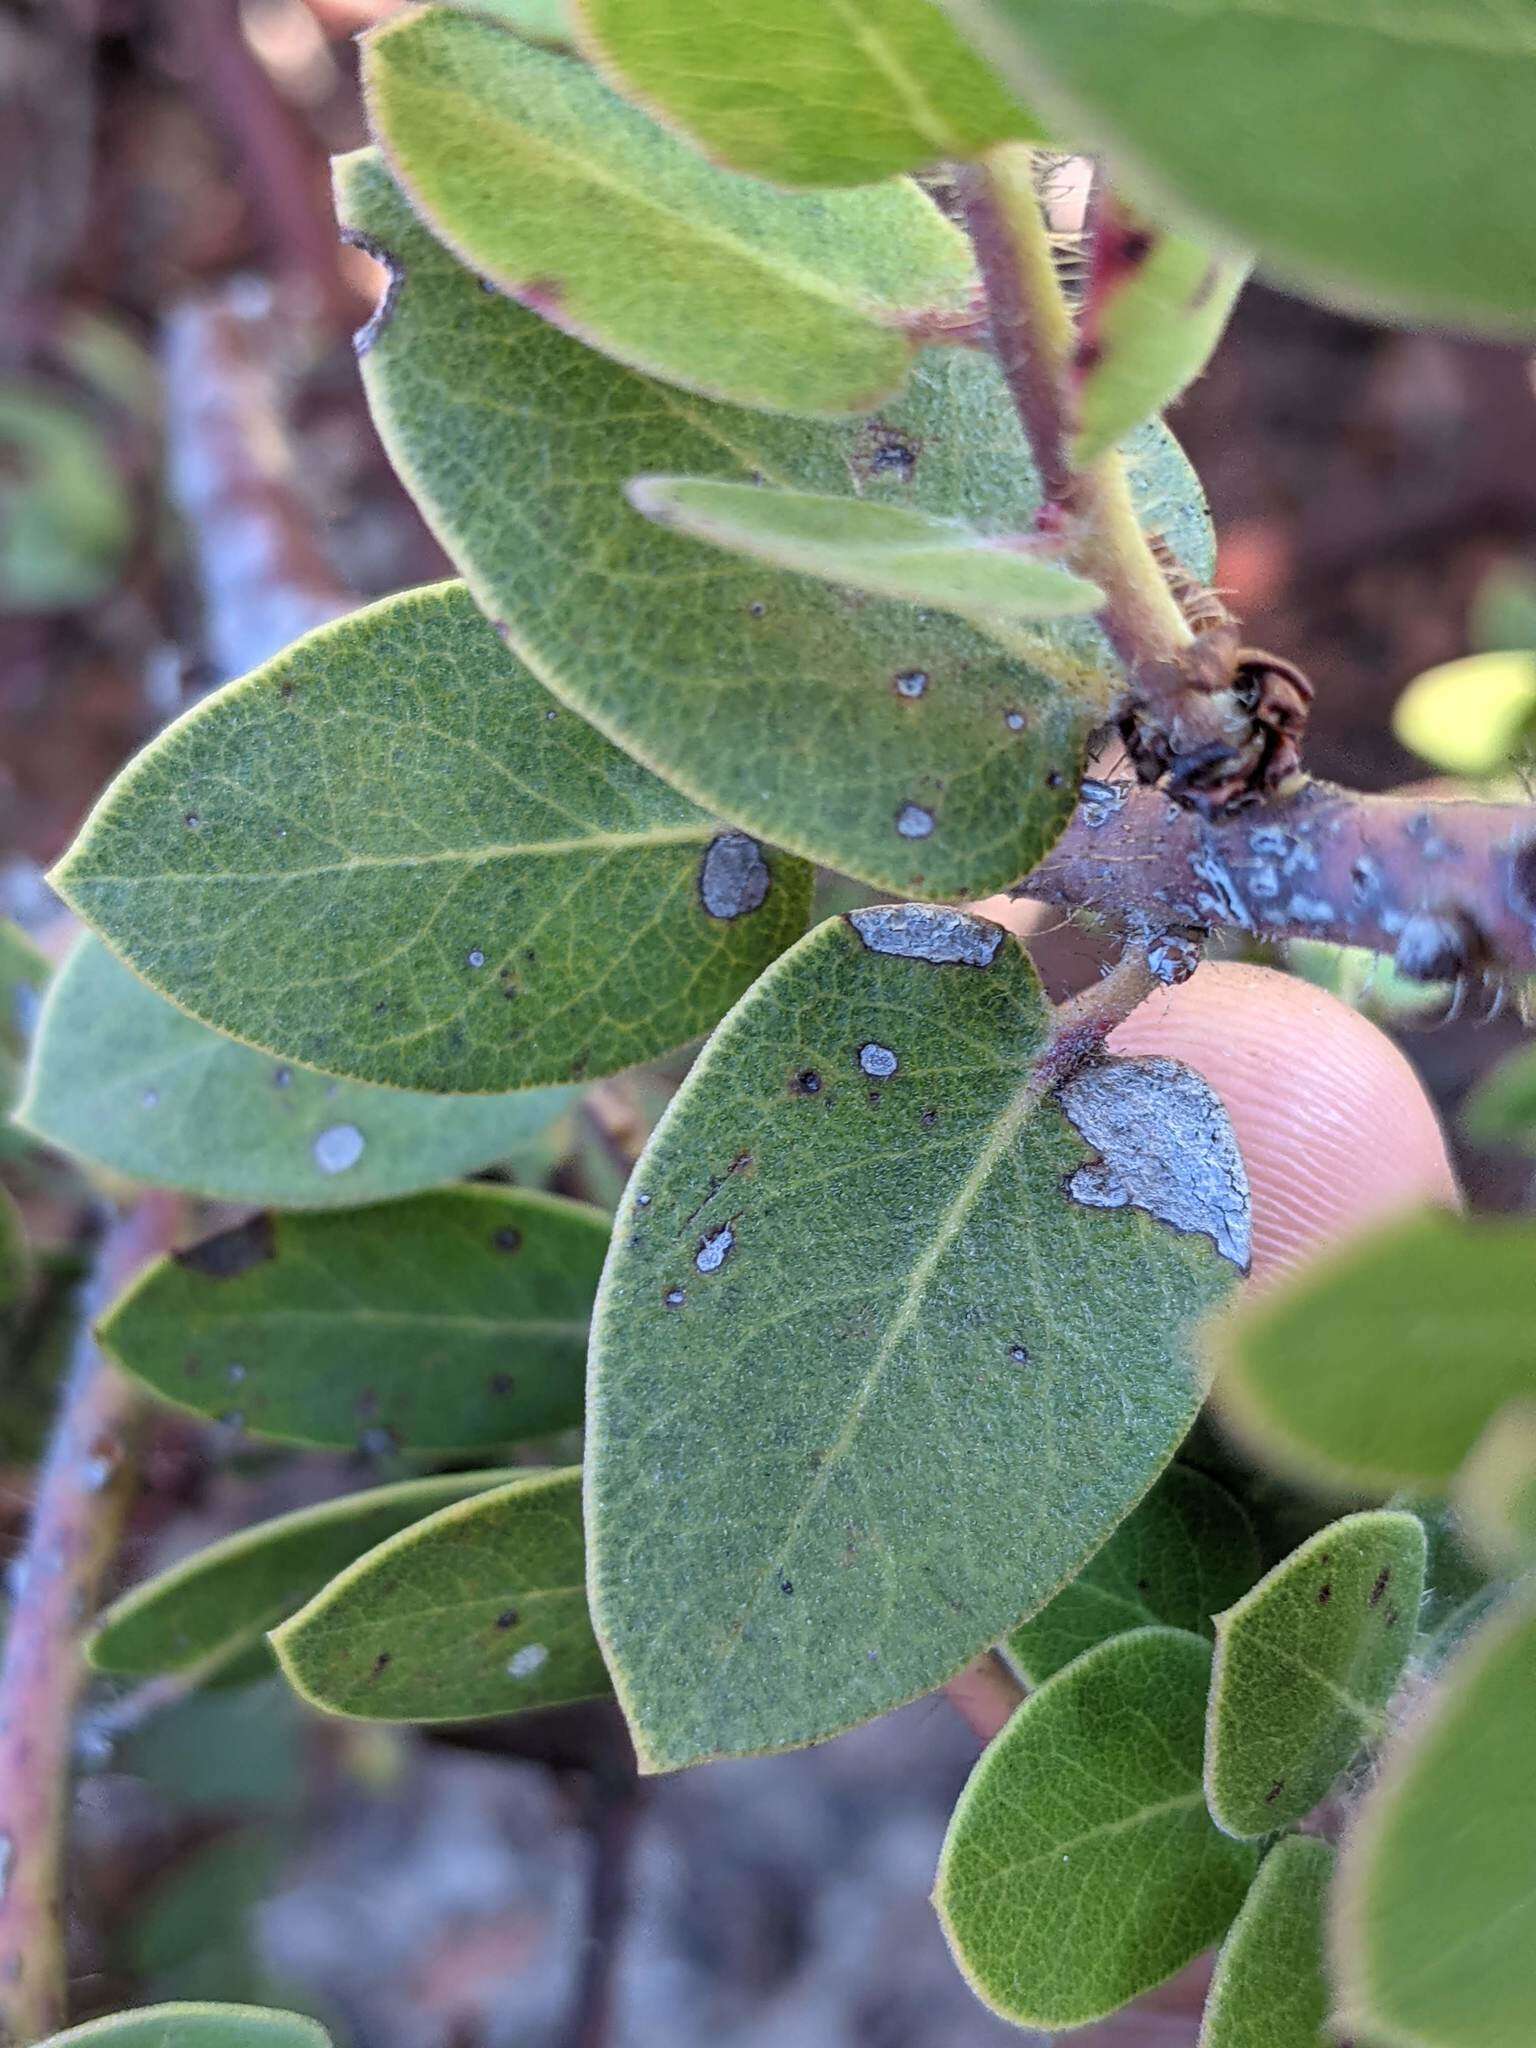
(5, 5, 1536, 2045)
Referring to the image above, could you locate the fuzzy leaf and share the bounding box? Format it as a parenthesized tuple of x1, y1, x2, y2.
(1464, 1042, 1536, 1150)
(16, 937, 575, 1207)
(1073, 222, 1247, 467)
(39, 2008, 330, 2048)
(573, 0, 1034, 187)
(1199, 1834, 1336, 2048)
(51, 584, 811, 1093)
(1210, 1212, 1536, 1493)
(0, 385, 133, 614)
(587, 907, 1248, 1770)
(90, 1471, 508, 1680)
(1205, 1512, 1426, 1839)
(1392, 651, 1536, 775)
(1, 916, 47, 1163)
(1454, 1401, 1536, 1567)
(1333, 1593, 1536, 2048)
(100, 1186, 606, 1451)
(336, 149, 1214, 899)
(626, 477, 1102, 622)
(1007, 1461, 1260, 1685)
(362, 11, 976, 417)
(0, 1184, 25, 1310)
(271, 1467, 605, 1720)
(441, 0, 571, 44)
(944, 0, 1536, 336)
(936, 1628, 1257, 2030)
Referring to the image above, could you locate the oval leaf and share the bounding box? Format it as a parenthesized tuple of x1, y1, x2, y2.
(15, 937, 575, 1207)
(1200, 1834, 1337, 2048)
(574, 0, 1034, 187)
(945, 0, 1536, 335)
(271, 1467, 605, 1721)
(1205, 1511, 1427, 1839)
(441, 0, 571, 45)
(90, 1470, 509, 1680)
(1, 916, 48, 1164)
(1454, 1400, 1536, 1568)
(40, 2007, 330, 2048)
(936, 1628, 1257, 2030)
(51, 583, 811, 1092)
(100, 1186, 606, 1452)
(626, 477, 1102, 622)
(1210, 1212, 1536, 1493)
(363, 10, 976, 417)
(335, 149, 1214, 899)
(1464, 1042, 1536, 1151)
(1333, 1593, 1536, 2048)
(1392, 651, 1536, 776)
(588, 906, 1248, 1770)
(1007, 1461, 1261, 1685)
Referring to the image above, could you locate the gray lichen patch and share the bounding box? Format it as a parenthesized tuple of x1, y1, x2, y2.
(699, 832, 771, 920)
(846, 904, 1004, 968)
(1054, 1055, 1251, 1272)
(695, 1223, 735, 1274)
(858, 1042, 898, 1078)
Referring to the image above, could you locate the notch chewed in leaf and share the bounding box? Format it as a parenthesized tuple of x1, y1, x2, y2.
(586, 907, 1247, 1769)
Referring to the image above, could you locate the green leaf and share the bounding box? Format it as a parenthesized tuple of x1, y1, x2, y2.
(16, 937, 576, 1207)
(626, 477, 1102, 623)
(51, 583, 811, 1093)
(573, 0, 1034, 187)
(1199, 1834, 1337, 2048)
(588, 906, 1248, 1770)
(335, 149, 1214, 899)
(440, 0, 572, 45)
(1464, 1042, 1536, 1150)
(1333, 1592, 1536, 2048)
(39, 2006, 330, 2048)
(0, 1184, 26, 1310)
(1472, 562, 1536, 654)
(362, 10, 976, 417)
(1211, 1212, 1536, 1493)
(936, 1628, 1257, 2030)
(89, 1470, 510, 1680)
(1454, 1400, 1536, 1567)
(100, 1186, 606, 1451)
(1205, 1511, 1426, 1839)
(1007, 1462, 1261, 1685)
(944, 0, 1536, 336)
(1392, 651, 1536, 775)
(1073, 221, 1247, 468)
(0, 385, 133, 614)
(1, 916, 48, 1163)
(270, 1466, 605, 1720)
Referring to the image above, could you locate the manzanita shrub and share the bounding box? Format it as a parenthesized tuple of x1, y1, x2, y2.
(10, 4, 1536, 2043)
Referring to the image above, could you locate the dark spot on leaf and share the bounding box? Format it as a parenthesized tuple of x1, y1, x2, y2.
(183, 813, 201, 830)
(492, 1227, 522, 1254)
(699, 832, 771, 919)
(1136, 1577, 1151, 1594)
(1008, 1345, 1029, 1365)
(489, 1372, 515, 1396)
(339, 227, 405, 355)
(853, 419, 920, 483)
(894, 669, 928, 699)
(1074, 337, 1104, 375)
(175, 1213, 277, 1282)
(273, 1066, 292, 1089)
(1265, 1779, 1285, 1805)
(1004, 709, 1026, 731)
(359, 1425, 402, 1458)
(663, 1286, 686, 1308)
(747, 600, 767, 618)
(495, 1609, 520, 1631)
(1370, 1565, 1391, 1607)
(1317, 1582, 1332, 1606)
(279, 679, 295, 700)
(920, 1108, 938, 1127)
(792, 1068, 822, 1096)
(779, 1575, 794, 1595)
(370, 1651, 392, 1678)
(183, 1355, 202, 1379)
(1386, 1606, 1401, 1627)
(1319, 1553, 1332, 1565)
(1046, 770, 1065, 789)
(511, 275, 565, 319)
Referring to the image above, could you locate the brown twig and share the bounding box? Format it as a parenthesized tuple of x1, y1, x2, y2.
(944, 1651, 1027, 1747)
(0, 1194, 182, 2047)
(557, 1766, 644, 2048)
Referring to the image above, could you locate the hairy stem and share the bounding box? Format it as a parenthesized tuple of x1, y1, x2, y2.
(0, 1195, 181, 2047)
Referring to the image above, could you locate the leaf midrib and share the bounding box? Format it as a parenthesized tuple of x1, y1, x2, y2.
(989, 1788, 1206, 1882)
(156, 1308, 589, 1341)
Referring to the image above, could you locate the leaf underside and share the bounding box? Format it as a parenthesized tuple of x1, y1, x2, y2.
(38, 2006, 331, 2048)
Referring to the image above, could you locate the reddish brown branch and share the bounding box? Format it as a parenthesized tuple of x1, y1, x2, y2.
(944, 1652, 1027, 1747)
(1021, 776, 1536, 984)
(0, 1195, 181, 2047)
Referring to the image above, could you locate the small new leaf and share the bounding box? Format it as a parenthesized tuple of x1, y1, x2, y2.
(1205, 1511, 1427, 1839)
(39, 2007, 330, 2048)
(1392, 652, 1536, 776)
(936, 1628, 1257, 2031)
(573, 0, 1035, 188)
(51, 584, 811, 1092)
(363, 10, 976, 416)
(1453, 1400, 1536, 1569)
(626, 477, 1102, 624)
(1199, 1834, 1337, 2048)
(16, 938, 576, 1208)
(89, 1470, 509, 1681)
(271, 1467, 606, 1721)
(588, 908, 1248, 1770)
(100, 1186, 607, 1452)
(1333, 1593, 1536, 2048)
(1007, 1461, 1261, 1685)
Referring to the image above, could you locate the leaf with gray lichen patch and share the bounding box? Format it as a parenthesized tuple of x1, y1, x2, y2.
(334, 148, 1214, 900)
(587, 906, 1248, 1770)
(50, 583, 811, 1092)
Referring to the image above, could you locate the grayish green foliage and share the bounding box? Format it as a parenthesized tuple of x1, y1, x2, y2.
(16, 937, 575, 1207)
(1205, 1512, 1427, 1838)
(944, 0, 1536, 334)
(335, 149, 1213, 900)
(1212, 1212, 1536, 1491)
(100, 1186, 606, 1451)
(271, 1467, 606, 1721)
(1334, 1593, 1536, 2048)
(936, 1629, 1257, 2029)
(1007, 1461, 1261, 1685)
(1464, 1040, 1536, 1150)
(574, 0, 1035, 187)
(441, 0, 572, 44)
(52, 584, 811, 1092)
(1, 916, 47, 1165)
(0, 1184, 25, 1310)
(1199, 1835, 1337, 2048)
(587, 908, 1246, 1769)
(89, 1471, 509, 1680)
(37, 2007, 329, 2048)
(364, 11, 975, 416)
(0, 387, 133, 614)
